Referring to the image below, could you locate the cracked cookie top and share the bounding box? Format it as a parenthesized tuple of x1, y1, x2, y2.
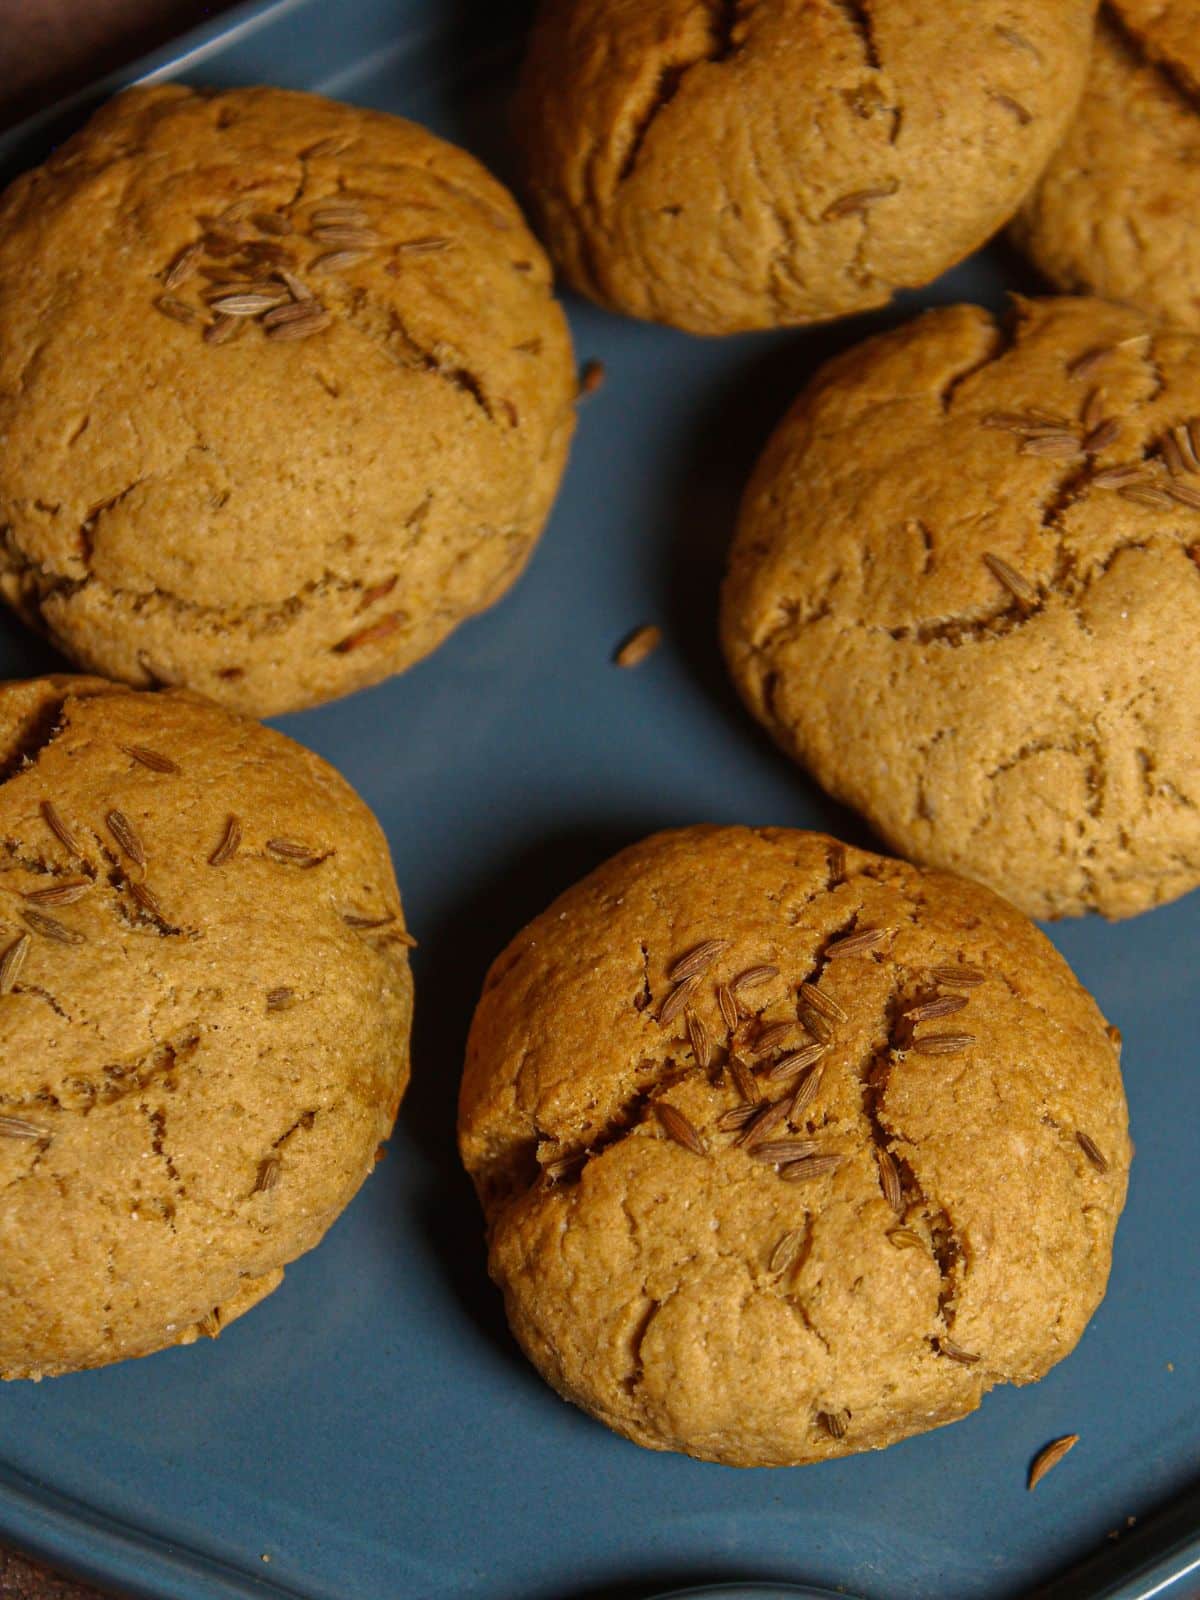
(0, 676, 413, 1379)
(0, 85, 576, 715)
(514, 0, 1096, 335)
(459, 826, 1129, 1466)
(722, 296, 1200, 920)
(1012, 9, 1200, 330)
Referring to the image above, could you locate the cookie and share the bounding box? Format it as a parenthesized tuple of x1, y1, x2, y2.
(0, 86, 576, 715)
(722, 296, 1200, 920)
(0, 677, 413, 1379)
(1013, 11, 1200, 329)
(459, 826, 1129, 1466)
(515, 0, 1097, 335)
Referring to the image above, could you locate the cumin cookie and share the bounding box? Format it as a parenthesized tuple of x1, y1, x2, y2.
(459, 826, 1129, 1466)
(0, 676, 413, 1379)
(0, 85, 576, 716)
(514, 0, 1097, 335)
(1013, 10, 1200, 329)
(722, 296, 1200, 920)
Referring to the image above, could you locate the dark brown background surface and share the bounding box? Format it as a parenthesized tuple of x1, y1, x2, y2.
(1, 2, 237, 1588)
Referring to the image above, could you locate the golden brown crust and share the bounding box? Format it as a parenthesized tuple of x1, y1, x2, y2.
(1012, 13, 1200, 330)
(1109, 0, 1200, 92)
(0, 86, 576, 715)
(721, 296, 1200, 920)
(459, 826, 1130, 1466)
(0, 677, 413, 1378)
(516, 0, 1097, 334)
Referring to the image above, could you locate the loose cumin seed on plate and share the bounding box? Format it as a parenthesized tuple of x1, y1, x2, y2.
(614, 623, 662, 669)
(655, 1102, 706, 1156)
(1028, 1434, 1079, 1491)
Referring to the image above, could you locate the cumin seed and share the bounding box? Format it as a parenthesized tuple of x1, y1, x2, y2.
(983, 551, 1037, 609)
(822, 183, 897, 219)
(204, 314, 243, 345)
(106, 809, 146, 867)
(732, 963, 779, 992)
(254, 1155, 281, 1192)
(209, 814, 242, 867)
(825, 927, 886, 959)
(1028, 1433, 1079, 1491)
(311, 249, 371, 274)
(1083, 418, 1121, 454)
(1180, 421, 1200, 473)
(877, 1147, 904, 1211)
(42, 800, 83, 859)
(397, 235, 451, 255)
(266, 838, 323, 866)
(0, 932, 31, 994)
(542, 1151, 586, 1183)
(718, 982, 739, 1034)
(751, 1021, 794, 1056)
(579, 358, 605, 395)
(1076, 1130, 1108, 1173)
(717, 1103, 761, 1132)
(0, 1113, 44, 1141)
(266, 987, 296, 1011)
(765, 1042, 827, 1083)
(750, 1138, 820, 1164)
(800, 1006, 834, 1044)
(911, 1032, 975, 1055)
(780, 1153, 840, 1183)
(769, 1229, 806, 1273)
(130, 882, 165, 919)
(786, 1064, 822, 1121)
(930, 963, 985, 987)
(905, 993, 968, 1023)
(992, 91, 1031, 123)
(209, 291, 289, 316)
(937, 1336, 981, 1365)
(341, 911, 396, 930)
(311, 225, 382, 247)
(265, 309, 333, 341)
(798, 981, 846, 1022)
(1091, 465, 1147, 488)
(887, 1227, 924, 1250)
(120, 744, 181, 774)
(655, 1102, 706, 1156)
(1162, 431, 1186, 477)
(253, 212, 292, 236)
(817, 1409, 847, 1440)
(1167, 481, 1200, 510)
(729, 1055, 761, 1104)
(685, 1007, 711, 1069)
(1067, 346, 1111, 381)
(614, 623, 662, 668)
(23, 880, 90, 906)
(155, 295, 202, 325)
(668, 939, 728, 984)
(162, 241, 202, 289)
(277, 268, 313, 302)
(738, 1099, 789, 1149)
(1119, 484, 1175, 510)
(21, 908, 85, 944)
(1020, 432, 1082, 460)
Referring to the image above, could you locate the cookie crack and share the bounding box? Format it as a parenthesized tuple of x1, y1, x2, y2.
(0, 695, 68, 787)
(831, 0, 881, 70)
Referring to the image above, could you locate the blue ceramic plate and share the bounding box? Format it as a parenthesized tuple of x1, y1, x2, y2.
(0, 4, 1197, 1598)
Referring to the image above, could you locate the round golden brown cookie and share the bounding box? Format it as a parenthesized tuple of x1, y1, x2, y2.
(459, 826, 1129, 1467)
(514, 0, 1097, 335)
(722, 296, 1200, 921)
(0, 86, 576, 715)
(0, 677, 413, 1379)
(1012, 10, 1200, 329)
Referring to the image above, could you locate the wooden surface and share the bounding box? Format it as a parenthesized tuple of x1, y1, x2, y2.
(1, 0, 236, 1583)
